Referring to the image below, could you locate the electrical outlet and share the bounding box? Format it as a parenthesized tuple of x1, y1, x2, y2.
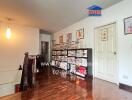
(123, 75, 128, 79)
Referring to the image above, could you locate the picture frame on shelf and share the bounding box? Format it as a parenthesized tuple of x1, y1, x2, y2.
(76, 28, 84, 39)
(59, 35, 63, 44)
(124, 16, 132, 35)
(67, 33, 72, 43)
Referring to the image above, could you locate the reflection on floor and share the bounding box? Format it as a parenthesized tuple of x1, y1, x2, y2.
(0, 66, 132, 100)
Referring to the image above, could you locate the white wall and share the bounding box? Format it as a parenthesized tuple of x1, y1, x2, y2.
(0, 22, 39, 96)
(54, 0, 132, 86)
(39, 33, 51, 61)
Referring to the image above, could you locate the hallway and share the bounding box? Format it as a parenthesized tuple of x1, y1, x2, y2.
(1, 67, 132, 100)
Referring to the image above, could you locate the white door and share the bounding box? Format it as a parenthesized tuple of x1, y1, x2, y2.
(94, 23, 118, 83)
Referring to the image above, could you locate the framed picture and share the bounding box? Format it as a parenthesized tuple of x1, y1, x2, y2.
(67, 33, 72, 43)
(59, 35, 63, 44)
(76, 28, 84, 39)
(124, 16, 132, 35)
(101, 28, 108, 41)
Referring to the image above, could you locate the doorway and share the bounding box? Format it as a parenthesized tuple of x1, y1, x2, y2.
(94, 23, 118, 83)
(41, 41, 49, 63)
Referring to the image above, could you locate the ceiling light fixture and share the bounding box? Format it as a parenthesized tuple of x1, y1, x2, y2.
(6, 18, 12, 39)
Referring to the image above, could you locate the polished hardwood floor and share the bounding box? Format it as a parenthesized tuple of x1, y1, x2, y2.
(1, 66, 132, 100)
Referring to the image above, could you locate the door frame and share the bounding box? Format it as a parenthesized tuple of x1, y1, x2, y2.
(41, 41, 50, 62)
(93, 22, 119, 84)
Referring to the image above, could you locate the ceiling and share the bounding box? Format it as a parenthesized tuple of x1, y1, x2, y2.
(0, 0, 122, 33)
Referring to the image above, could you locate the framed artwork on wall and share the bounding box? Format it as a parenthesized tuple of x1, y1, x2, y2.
(67, 33, 72, 43)
(59, 35, 63, 44)
(76, 28, 84, 39)
(124, 16, 132, 35)
(101, 28, 108, 41)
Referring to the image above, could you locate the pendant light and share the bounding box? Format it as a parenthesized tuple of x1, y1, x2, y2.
(6, 18, 12, 39)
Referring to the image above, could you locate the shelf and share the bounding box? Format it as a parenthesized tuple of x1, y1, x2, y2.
(68, 56, 76, 57)
(52, 55, 57, 56)
(68, 63, 75, 64)
(78, 65, 87, 68)
(71, 72, 86, 78)
(76, 57, 88, 59)
(52, 66, 62, 69)
(75, 72, 86, 77)
(51, 66, 88, 78)
(53, 48, 92, 51)
(67, 48, 90, 51)
(55, 60, 67, 62)
(51, 48, 92, 77)
(60, 61, 67, 62)
(67, 56, 87, 59)
(52, 49, 67, 51)
(52, 55, 67, 56)
(51, 65, 68, 71)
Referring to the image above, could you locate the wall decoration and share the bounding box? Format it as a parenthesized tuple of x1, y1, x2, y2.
(101, 28, 108, 41)
(52, 40, 56, 46)
(124, 16, 132, 35)
(67, 33, 72, 43)
(59, 35, 63, 44)
(76, 28, 84, 39)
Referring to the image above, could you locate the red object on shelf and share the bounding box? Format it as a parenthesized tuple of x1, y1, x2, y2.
(79, 66, 86, 74)
(15, 84, 20, 93)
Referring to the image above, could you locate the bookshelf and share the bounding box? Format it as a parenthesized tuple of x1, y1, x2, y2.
(51, 48, 92, 78)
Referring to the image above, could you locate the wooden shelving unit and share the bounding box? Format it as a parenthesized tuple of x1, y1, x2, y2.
(51, 48, 92, 78)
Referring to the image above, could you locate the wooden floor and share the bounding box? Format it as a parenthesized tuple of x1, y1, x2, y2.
(1, 66, 132, 100)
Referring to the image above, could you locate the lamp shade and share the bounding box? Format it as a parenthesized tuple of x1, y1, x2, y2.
(6, 27, 11, 39)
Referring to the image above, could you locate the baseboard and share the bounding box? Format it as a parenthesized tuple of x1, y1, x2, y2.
(0, 83, 15, 97)
(85, 74, 93, 79)
(119, 83, 132, 93)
